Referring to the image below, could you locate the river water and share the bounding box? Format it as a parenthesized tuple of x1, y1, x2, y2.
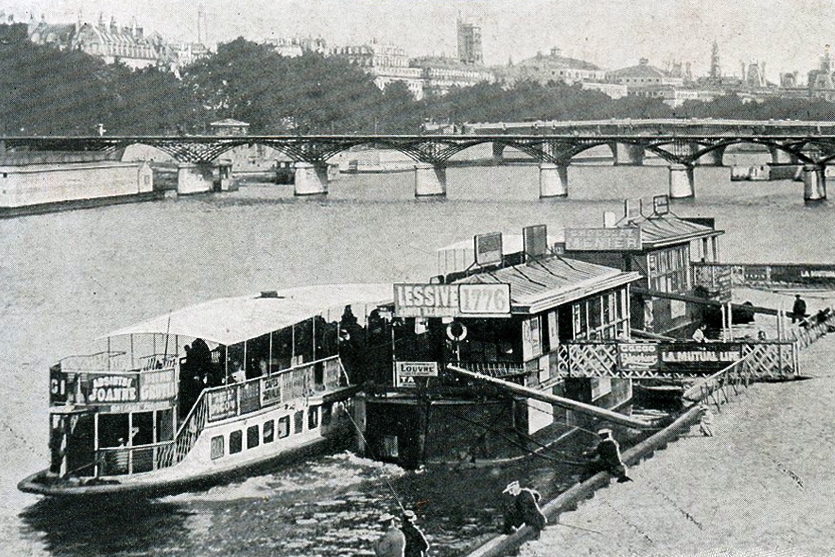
(1, 156, 833, 557)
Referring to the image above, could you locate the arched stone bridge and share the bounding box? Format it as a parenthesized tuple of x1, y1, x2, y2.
(4, 119, 835, 200)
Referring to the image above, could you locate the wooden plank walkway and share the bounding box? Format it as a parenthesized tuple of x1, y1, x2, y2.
(517, 332, 835, 557)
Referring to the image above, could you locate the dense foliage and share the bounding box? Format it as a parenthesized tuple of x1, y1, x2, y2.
(3, 28, 835, 136)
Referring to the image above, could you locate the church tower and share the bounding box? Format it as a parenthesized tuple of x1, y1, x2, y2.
(709, 40, 721, 80)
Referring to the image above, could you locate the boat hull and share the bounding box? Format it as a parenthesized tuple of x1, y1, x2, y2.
(18, 424, 352, 499)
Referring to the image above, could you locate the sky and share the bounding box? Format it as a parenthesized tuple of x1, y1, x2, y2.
(5, 0, 835, 80)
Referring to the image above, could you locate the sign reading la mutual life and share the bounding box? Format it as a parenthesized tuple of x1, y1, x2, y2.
(564, 227, 642, 252)
(616, 342, 743, 375)
(394, 283, 511, 318)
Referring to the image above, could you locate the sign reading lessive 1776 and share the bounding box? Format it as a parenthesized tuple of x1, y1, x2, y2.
(394, 283, 511, 318)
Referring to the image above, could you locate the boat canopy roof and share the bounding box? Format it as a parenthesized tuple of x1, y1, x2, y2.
(454, 255, 640, 314)
(102, 283, 393, 346)
(628, 215, 723, 250)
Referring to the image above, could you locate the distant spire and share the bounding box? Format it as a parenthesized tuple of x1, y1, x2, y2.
(710, 40, 721, 80)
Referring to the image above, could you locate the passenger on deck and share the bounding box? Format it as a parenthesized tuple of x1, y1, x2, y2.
(502, 480, 547, 538)
(692, 323, 707, 343)
(792, 295, 807, 323)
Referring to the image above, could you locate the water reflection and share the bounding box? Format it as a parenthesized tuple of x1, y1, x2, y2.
(19, 497, 193, 556)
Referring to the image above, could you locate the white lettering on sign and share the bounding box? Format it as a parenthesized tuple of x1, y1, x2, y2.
(395, 362, 438, 377)
(87, 374, 138, 403)
(564, 228, 642, 252)
(140, 369, 176, 401)
(459, 284, 510, 315)
(660, 350, 742, 363)
(394, 283, 511, 318)
(394, 284, 459, 317)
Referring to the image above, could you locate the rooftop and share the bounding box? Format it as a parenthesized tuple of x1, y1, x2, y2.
(454, 255, 640, 314)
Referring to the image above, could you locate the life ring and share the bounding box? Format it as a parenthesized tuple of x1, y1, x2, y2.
(446, 321, 468, 341)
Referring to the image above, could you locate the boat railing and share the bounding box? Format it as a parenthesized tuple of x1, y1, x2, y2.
(162, 354, 346, 468)
(682, 350, 757, 408)
(790, 311, 835, 350)
(457, 361, 526, 378)
(139, 353, 178, 371)
(97, 440, 176, 476)
(58, 350, 129, 372)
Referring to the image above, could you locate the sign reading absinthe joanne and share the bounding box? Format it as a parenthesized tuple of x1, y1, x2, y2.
(394, 283, 511, 318)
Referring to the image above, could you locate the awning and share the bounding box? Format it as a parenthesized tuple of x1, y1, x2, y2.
(102, 283, 393, 346)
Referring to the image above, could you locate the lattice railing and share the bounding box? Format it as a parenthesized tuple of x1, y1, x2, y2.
(741, 343, 797, 379)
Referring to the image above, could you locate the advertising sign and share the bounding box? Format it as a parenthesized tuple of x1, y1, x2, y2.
(261, 375, 283, 406)
(394, 283, 511, 318)
(658, 343, 742, 374)
(139, 369, 176, 401)
(617, 343, 660, 371)
(395, 361, 439, 377)
(82, 373, 139, 404)
(208, 388, 238, 422)
(564, 227, 642, 251)
(50, 365, 68, 406)
(653, 194, 670, 215)
(394, 361, 438, 388)
(523, 224, 548, 259)
(611, 342, 743, 375)
(474, 232, 503, 266)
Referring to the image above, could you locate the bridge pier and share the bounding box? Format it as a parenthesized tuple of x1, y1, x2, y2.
(492, 143, 505, 165)
(539, 163, 569, 198)
(414, 162, 447, 197)
(294, 162, 329, 196)
(177, 163, 214, 195)
(668, 164, 695, 199)
(612, 143, 645, 166)
(802, 165, 827, 201)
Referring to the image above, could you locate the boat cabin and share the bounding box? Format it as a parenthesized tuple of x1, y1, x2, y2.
(560, 195, 726, 338)
(362, 226, 642, 467)
(43, 284, 391, 481)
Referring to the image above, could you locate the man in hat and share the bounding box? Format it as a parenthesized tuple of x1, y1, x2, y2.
(401, 510, 429, 557)
(792, 294, 807, 324)
(373, 513, 406, 557)
(699, 404, 715, 437)
(593, 429, 633, 483)
(501, 480, 547, 538)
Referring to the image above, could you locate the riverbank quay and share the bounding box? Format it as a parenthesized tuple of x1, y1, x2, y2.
(465, 329, 835, 557)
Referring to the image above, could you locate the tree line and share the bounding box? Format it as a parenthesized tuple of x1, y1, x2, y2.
(3, 27, 835, 136)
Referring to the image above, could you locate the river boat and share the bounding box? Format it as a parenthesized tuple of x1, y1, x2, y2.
(18, 284, 392, 498)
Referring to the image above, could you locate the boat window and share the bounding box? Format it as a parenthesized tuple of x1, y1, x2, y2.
(263, 420, 275, 443)
(294, 410, 304, 434)
(278, 416, 290, 438)
(308, 406, 320, 429)
(321, 403, 333, 427)
(247, 425, 259, 449)
(382, 435, 399, 458)
(132, 412, 154, 446)
(211, 436, 224, 460)
(98, 413, 129, 448)
(230, 430, 243, 454)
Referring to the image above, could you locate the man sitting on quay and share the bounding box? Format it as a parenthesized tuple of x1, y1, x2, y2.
(587, 428, 633, 483)
(502, 480, 547, 539)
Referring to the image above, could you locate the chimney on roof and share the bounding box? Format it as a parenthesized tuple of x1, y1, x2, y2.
(551, 47, 562, 57)
(639, 58, 649, 66)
